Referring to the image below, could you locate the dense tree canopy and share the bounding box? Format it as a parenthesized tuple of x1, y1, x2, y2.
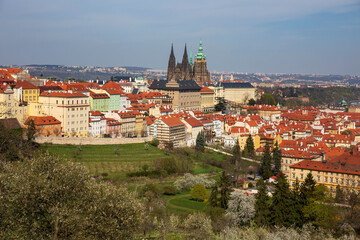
(0, 154, 143, 239)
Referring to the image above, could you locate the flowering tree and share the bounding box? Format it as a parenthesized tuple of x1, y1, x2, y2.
(226, 192, 255, 226)
(174, 173, 216, 191)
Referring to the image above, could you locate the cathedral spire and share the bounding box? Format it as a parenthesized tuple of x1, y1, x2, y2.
(167, 44, 176, 81)
(182, 44, 189, 66)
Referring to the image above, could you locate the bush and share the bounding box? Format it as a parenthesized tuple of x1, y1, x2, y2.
(139, 183, 162, 199)
(163, 185, 177, 195)
(149, 138, 160, 147)
(174, 173, 216, 191)
(248, 182, 254, 188)
(191, 184, 207, 201)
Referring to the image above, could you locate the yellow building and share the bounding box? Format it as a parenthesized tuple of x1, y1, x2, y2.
(14, 80, 40, 103)
(209, 82, 257, 104)
(39, 92, 90, 137)
(289, 148, 360, 195)
(0, 84, 27, 125)
(200, 86, 215, 113)
(238, 134, 260, 151)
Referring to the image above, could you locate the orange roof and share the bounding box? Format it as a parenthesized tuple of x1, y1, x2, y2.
(14, 80, 38, 90)
(4, 68, 22, 74)
(40, 92, 87, 98)
(290, 148, 360, 175)
(101, 81, 124, 91)
(183, 117, 203, 127)
(161, 117, 185, 127)
(25, 116, 61, 126)
(200, 86, 214, 93)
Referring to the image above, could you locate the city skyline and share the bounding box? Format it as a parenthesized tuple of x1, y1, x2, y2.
(0, 0, 359, 75)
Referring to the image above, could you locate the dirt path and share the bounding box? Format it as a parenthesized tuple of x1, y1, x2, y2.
(205, 146, 261, 163)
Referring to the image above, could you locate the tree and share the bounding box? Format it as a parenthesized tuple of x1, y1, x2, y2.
(0, 154, 143, 239)
(219, 171, 232, 209)
(184, 212, 213, 240)
(254, 179, 270, 226)
(335, 185, 345, 203)
(272, 141, 282, 175)
(300, 173, 316, 206)
(209, 184, 219, 207)
(174, 173, 215, 191)
(215, 97, 227, 112)
(26, 119, 36, 142)
(258, 93, 276, 105)
(191, 184, 207, 201)
(226, 192, 255, 226)
(270, 172, 297, 227)
(231, 139, 241, 165)
(260, 145, 272, 180)
(248, 98, 256, 106)
(195, 131, 205, 152)
(245, 134, 255, 158)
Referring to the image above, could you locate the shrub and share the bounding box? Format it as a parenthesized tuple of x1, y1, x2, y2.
(248, 182, 254, 188)
(163, 185, 177, 195)
(191, 184, 207, 201)
(139, 183, 162, 199)
(149, 138, 160, 147)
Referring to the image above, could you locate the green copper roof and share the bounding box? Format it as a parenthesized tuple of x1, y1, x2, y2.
(189, 50, 193, 65)
(195, 39, 206, 59)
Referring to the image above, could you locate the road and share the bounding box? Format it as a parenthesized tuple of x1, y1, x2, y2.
(204, 146, 261, 164)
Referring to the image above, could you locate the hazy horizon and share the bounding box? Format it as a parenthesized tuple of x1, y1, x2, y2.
(1, 0, 359, 75)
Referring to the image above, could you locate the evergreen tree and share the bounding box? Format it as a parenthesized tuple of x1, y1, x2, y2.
(270, 172, 297, 227)
(245, 134, 255, 158)
(300, 172, 317, 205)
(195, 131, 205, 152)
(254, 179, 270, 225)
(260, 145, 272, 180)
(272, 141, 282, 175)
(290, 178, 305, 227)
(219, 171, 232, 209)
(215, 97, 227, 112)
(26, 119, 36, 142)
(335, 185, 345, 203)
(209, 185, 219, 207)
(231, 139, 241, 165)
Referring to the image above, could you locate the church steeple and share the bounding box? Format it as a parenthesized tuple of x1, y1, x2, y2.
(195, 39, 206, 60)
(167, 44, 176, 81)
(182, 44, 189, 66)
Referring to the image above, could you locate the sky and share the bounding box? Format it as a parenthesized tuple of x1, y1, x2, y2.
(0, 0, 359, 75)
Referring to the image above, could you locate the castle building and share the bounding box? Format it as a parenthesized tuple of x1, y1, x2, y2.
(166, 40, 210, 84)
(150, 41, 208, 112)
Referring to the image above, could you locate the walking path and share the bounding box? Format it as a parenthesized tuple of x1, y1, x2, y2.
(205, 146, 261, 164)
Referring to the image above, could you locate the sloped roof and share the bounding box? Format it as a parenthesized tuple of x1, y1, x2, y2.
(25, 116, 61, 126)
(149, 80, 201, 91)
(161, 117, 185, 127)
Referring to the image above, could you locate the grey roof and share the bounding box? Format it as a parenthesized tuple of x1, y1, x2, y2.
(221, 82, 254, 88)
(149, 80, 201, 91)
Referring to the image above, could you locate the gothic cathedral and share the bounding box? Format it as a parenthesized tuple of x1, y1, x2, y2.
(167, 40, 210, 84)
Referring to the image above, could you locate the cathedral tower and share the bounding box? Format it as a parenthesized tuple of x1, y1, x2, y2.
(193, 39, 210, 84)
(167, 44, 176, 81)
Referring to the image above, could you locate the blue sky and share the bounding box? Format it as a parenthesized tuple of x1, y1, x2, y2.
(0, 0, 359, 74)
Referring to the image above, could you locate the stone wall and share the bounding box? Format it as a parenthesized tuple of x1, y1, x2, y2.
(35, 136, 153, 145)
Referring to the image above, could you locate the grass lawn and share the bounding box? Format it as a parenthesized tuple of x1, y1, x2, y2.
(41, 143, 167, 177)
(169, 196, 207, 211)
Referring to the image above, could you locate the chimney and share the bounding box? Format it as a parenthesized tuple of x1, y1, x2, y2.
(321, 152, 326, 163)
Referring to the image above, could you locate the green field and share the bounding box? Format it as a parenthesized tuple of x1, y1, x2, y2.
(42, 143, 167, 177)
(169, 196, 207, 211)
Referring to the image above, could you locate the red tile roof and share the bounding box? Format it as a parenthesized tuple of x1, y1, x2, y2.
(183, 117, 203, 127)
(14, 80, 38, 90)
(25, 116, 61, 126)
(161, 117, 185, 127)
(90, 91, 110, 99)
(40, 92, 87, 98)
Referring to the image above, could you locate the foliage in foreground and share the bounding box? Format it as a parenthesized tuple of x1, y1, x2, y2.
(0, 154, 143, 240)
